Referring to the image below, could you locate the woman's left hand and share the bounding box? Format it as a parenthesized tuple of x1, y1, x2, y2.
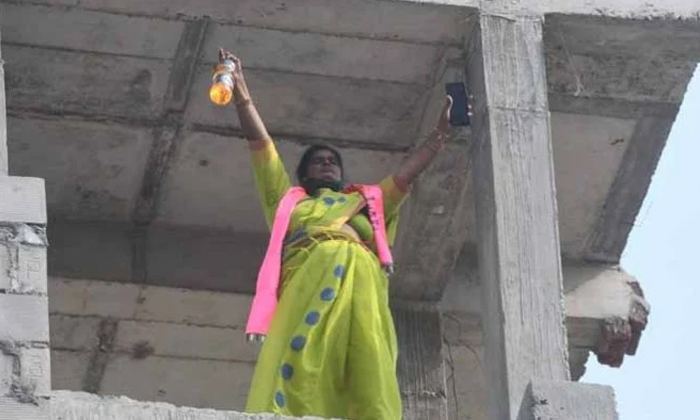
(436, 95, 454, 136)
(436, 95, 473, 136)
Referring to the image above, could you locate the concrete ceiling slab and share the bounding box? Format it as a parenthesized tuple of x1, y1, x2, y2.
(544, 16, 699, 104)
(1, 3, 184, 59)
(453, 112, 637, 259)
(550, 113, 637, 258)
(186, 67, 427, 146)
(78, 0, 474, 45)
(203, 24, 442, 84)
(3, 0, 699, 300)
(156, 131, 406, 230)
(7, 117, 153, 221)
(3, 46, 170, 120)
(544, 15, 700, 59)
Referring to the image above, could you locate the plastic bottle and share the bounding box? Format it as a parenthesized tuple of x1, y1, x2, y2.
(209, 56, 236, 106)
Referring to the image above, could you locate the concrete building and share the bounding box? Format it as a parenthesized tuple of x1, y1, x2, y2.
(1, 0, 699, 419)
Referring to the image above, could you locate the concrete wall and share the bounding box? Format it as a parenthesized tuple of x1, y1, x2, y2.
(48, 276, 491, 419)
(49, 277, 258, 411)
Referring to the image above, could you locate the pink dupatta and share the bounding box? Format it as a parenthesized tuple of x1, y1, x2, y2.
(245, 185, 394, 341)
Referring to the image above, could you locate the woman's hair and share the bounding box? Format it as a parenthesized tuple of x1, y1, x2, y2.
(295, 144, 344, 183)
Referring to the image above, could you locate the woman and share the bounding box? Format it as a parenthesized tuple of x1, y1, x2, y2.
(223, 51, 458, 420)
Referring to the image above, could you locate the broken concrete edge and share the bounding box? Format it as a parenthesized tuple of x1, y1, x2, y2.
(1, 341, 51, 404)
(518, 380, 619, 420)
(32, 390, 336, 420)
(0, 216, 48, 295)
(441, 262, 651, 372)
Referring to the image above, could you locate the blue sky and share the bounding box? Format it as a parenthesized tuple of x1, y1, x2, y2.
(582, 65, 700, 419)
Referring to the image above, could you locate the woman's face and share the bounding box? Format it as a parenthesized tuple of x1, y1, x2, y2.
(305, 149, 342, 183)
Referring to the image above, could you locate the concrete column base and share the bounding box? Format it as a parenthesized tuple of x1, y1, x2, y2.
(519, 381, 618, 420)
(393, 303, 448, 420)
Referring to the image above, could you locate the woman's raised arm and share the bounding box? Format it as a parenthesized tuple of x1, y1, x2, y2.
(393, 96, 458, 190)
(222, 50, 272, 150)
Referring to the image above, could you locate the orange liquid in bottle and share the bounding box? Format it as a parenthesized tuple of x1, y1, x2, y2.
(209, 81, 233, 106)
(209, 59, 236, 106)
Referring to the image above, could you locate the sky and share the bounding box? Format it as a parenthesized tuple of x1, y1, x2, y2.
(582, 65, 700, 419)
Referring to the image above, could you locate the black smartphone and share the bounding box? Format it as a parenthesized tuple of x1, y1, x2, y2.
(445, 82, 470, 126)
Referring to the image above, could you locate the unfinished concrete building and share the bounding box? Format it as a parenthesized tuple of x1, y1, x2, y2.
(2, 0, 699, 419)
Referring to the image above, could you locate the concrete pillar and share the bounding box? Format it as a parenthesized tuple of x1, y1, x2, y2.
(466, 12, 570, 420)
(393, 303, 448, 420)
(0, 28, 51, 419)
(1, 26, 8, 175)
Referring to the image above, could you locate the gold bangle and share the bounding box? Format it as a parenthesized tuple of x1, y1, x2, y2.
(235, 98, 253, 107)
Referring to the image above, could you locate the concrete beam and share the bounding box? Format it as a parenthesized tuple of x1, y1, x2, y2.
(585, 117, 675, 263)
(393, 303, 448, 419)
(133, 17, 209, 223)
(544, 15, 700, 60)
(466, 12, 569, 419)
(392, 46, 473, 301)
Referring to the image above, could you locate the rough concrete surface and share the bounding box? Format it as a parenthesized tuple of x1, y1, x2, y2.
(523, 380, 618, 420)
(2, 0, 698, 304)
(50, 390, 332, 420)
(410, 0, 700, 18)
(3, 1, 700, 420)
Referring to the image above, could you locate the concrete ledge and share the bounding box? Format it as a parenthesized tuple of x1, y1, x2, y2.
(0, 397, 49, 420)
(0, 177, 46, 224)
(520, 380, 618, 420)
(50, 390, 332, 420)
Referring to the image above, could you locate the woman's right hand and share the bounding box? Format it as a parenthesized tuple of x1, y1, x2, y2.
(219, 49, 250, 102)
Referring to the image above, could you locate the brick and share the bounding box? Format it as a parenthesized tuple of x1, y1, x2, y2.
(14, 245, 47, 295)
(100, 355, 254, 411)
(0, 294, 49, 342)
(48, 278, 140, 318)
(0, 243, 11, 292)
(0, 228, 47, 295)
(49, 315, 100, 351)
(134, 285, 252, 328)
(50, 350, 90, 391)
(0, 397, 48, 420)
(18, 347, 50, 397)
(0, 350, 12, 396)
(0, 177, 46, 224)
(114, 320, 258, 363)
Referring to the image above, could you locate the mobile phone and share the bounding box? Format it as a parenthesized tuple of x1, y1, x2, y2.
(445, 82, 470, 126)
